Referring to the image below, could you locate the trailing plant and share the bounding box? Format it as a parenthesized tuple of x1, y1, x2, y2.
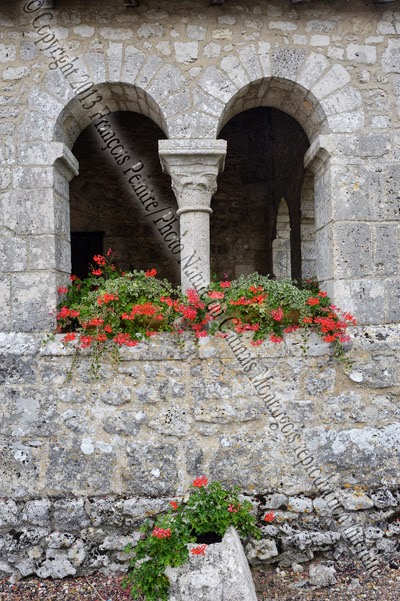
(122, 477, 263, 601)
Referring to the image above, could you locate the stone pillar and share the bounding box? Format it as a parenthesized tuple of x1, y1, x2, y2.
(2, 143, 78, 332)
(272, 197, 291, 279)
(159, 139, 226, 293)
(304, 133, 400, 325)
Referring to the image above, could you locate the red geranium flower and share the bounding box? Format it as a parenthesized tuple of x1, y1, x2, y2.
(152, 527, 171, 539)
(192, 476, 208, 488)
(63, 332, 76, 342)
(264, 511, 275, 523)
(271, 307, 284, 322)
(93, 254, 106, 266)
(145, 268, 157, 277)
(191, 544, 207, 556)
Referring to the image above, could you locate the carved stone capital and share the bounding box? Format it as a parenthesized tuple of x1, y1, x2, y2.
(159, 139, 227, 211)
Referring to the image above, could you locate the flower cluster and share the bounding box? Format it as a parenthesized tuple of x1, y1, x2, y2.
(57, 251, 355, 368)
(190, 544, 207, 556)
(152, 527, 172, 539)
(203, 273, 356, 363)
(122, 478, 261, 601)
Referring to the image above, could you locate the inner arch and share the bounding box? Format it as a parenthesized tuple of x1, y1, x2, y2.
(218, 77, 328, 144)
(53, 82, 168, 149)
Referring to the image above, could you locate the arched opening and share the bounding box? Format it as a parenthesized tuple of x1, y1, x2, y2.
(69, 111, 179, 283)
(212, 107, 310, 282)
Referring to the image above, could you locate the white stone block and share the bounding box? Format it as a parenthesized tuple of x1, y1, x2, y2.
(166, 527, 257, 601)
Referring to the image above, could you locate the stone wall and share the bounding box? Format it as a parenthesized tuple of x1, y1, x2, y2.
(0, 326, 399, 577)
(0, 0, 399, 580)
(0, 0, 399, 327)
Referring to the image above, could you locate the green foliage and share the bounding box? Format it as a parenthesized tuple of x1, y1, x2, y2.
(57, 252, 355, 369)
(122, 478, 261, 601)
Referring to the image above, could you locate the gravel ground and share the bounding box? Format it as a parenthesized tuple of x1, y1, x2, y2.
(1, 559, 399, 600)
(252, 558, 400, 601)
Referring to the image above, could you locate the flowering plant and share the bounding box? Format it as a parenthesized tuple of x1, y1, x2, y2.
(56, 251, 185, 349)
(202, 273, 356, 363)
(122, 477, 261, 601)
(56, 251, 355, 369)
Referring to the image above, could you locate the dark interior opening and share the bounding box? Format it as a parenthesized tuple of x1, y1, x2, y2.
(213, 107, 310, 282)
(69, 111, 180, 285)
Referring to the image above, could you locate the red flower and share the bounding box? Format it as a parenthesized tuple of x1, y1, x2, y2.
(57, 306, 70, 320)
(96, 333, 107, 342)
(92, 269, 102, 276)
(270, 334, 283, 343)
(195, 330, 208, 338)
(104, 324, 113, 333)
(145, 268, 157, 277)
(302, 317, 313, 324)
(58, 286, 68, 295)
(87, 317, 104, 327)
(97, 293, 118, 305)
(250, 339, 264, 346)
(208, 291, 224, 299)
(113, 333, 138, 347)
(63, 332, 76, 342)
(307, 297, 320, 306)
(264, 511, 275, 523)
(192, 476, 208, 488)
(191, 544, 207, 556)
(230, 297, 253, 306)
(318, 290, 327, 297)
(284, 325, 299, 333)
(93, 254, 106, 266)
(186, 289, 205, 309)
(271, 307, 284, 322)
(220, 281, 231, 288)
(106, 248, 113, 256)
(152, 527, 171, 539)
(170, 501, 179, 510)
(182, 307, 197, 320)
(228, 504, 240, 513)
(80, 335, 93, 349)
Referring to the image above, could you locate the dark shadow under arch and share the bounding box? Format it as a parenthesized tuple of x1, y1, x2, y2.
(212, 106, 309, 281)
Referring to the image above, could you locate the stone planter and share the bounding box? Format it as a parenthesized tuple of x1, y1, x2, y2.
(165, 527, 257, 601)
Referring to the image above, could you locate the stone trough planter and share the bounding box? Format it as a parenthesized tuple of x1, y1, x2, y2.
(165, 527, 257, 601)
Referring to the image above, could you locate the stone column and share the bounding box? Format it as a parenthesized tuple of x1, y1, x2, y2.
(159, 139, 226, 293)
(4, 143, 78, 331)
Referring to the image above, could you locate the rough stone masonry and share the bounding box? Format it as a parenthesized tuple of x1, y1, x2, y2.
(0, 0, 399, 581)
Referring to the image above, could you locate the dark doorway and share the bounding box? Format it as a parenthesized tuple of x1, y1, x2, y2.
(213, 107, 309, 282)
(69, 111, 180, 285)
(71, 231, 104, 279)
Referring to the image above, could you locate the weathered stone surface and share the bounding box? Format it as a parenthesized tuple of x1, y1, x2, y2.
(37, 553, 76, 579)
(309, 563, 337, 587)
(167, 527, 257, 601)
(0, 0, 399, 579)
(22, 500, 51, 527)
(246, 538, 279, 563)
(125, 443, 178, 496)
(339, 491, 374, 511)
